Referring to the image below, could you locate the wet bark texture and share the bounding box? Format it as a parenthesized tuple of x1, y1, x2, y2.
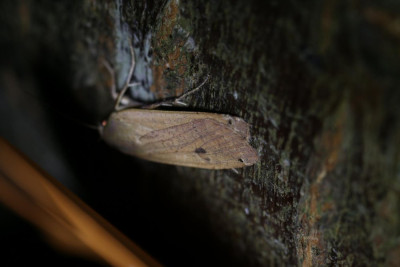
(1, 0, 400, 266)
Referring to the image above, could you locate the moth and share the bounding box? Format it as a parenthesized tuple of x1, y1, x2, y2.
(99, 43, 258, 169)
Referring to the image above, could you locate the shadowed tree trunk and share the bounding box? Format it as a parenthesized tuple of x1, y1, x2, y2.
(1, 0, 399, 266)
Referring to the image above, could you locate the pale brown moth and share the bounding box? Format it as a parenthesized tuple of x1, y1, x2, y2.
(99, 42, 259, 169)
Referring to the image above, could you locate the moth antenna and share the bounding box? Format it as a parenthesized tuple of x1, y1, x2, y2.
(114, 40, 137, 111)
(73, 120, 99, 130)
(46, 108, 99, 130)
(102, 59, 141, 111)
(22, 88, 98, 131)
(101, 59, 117, 99)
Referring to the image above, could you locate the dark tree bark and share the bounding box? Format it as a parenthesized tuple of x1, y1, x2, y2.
(1, 0, 399, 266)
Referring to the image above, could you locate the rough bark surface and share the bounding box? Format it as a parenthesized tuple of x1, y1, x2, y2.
(1, 0, 399, 266)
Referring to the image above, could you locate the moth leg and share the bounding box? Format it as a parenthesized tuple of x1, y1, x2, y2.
(231, 168, 239, 174)
(141, 75, 210, 109)
(172, 75, 209, 106)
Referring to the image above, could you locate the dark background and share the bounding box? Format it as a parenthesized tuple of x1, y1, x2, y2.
(1, 0, 400, 266)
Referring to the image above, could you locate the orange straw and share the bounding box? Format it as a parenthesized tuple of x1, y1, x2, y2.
(0, 137, 161, 267)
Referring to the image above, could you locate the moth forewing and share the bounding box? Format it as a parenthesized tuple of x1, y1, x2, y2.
(100, 109, 259, 169)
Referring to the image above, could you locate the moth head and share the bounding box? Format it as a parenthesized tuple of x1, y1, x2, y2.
(98, 119, 107, 137)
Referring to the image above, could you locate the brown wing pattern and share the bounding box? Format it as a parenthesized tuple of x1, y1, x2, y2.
(101, 110, 259, 169)
(137, 118, 258, 169)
